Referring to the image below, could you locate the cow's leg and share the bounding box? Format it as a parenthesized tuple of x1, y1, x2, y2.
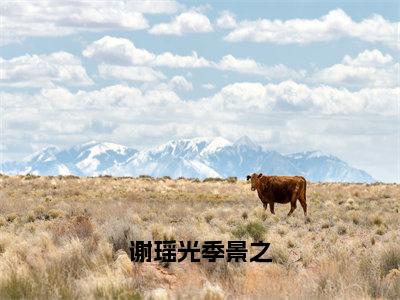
(287, 201, 297, 216)
(287, 187, 299, 217)
(299, 196, 307, 216)
(269, 201, 275, 214)
(299, 183, 307, 216)
(263, 201, 268, 210)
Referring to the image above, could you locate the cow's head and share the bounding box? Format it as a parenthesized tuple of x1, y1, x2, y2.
(247, 173, 263, 191)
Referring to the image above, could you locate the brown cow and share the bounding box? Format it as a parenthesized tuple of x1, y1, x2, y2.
(246, 173, 307, 216)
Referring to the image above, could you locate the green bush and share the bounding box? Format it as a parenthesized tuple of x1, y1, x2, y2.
(138, 175, 154, 180)
(233, 221, 266, 241)
(226, 176, 238, 183)
(203, 177, 224, 182)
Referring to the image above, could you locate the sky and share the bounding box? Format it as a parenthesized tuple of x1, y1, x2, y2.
(1, 0, 399, 182)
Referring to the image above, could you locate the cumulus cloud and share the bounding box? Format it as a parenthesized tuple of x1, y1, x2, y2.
(1, 0, 182, 45)
(3, 81, 397, 180)
(169, 76, 193, 91)
(216, 11, 237, 29)
(224, 9, 399, 49)
(313, 49, 398, 87)
(153, 51, 210, 68)
(3, 81, 397, 121)
(0, 52, 92, 87)
(213, 81, 398, 115)
(83, 36, 302, 79)
(98, 64, 166, 82)
(83, 36, 210, 68)
(1, 1, 139, 44)
(149, 11, 213, 35)
(217, 55, 306, 79)
(342, 49, 393, 67)
(82, 36, 155, 65)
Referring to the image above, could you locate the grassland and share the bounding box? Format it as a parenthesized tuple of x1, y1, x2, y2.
(0, 174, 399, 299)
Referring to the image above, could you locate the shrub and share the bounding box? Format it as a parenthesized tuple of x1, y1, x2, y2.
(226, 176, 237, 183)
(204, 212, 215, 224)
(24, 173, 38, 180)
(287, 239, 296, 248)
(380, 244, 400, 277)
(337, 224, 347, 235)
(0, 271, 36, 299)
(233, 221, 266, 241)
(376, 226, 387, 236)
(203, 177, 223, 182)
(34, 205, 48, 220)
(269, 244, 289, 265)
(277, 226, 287, 236)
(6, 213, 18, 223)
(372, 215, 384, 226)
(60, 175, 79, 179)
(99, 175, 112, 178)
(48, 209, 65, 219)
(138, 175, 153, 180)
(26, 211, 36, 223)
(0, 216, 6, 227)
(321, 222, 332, 229)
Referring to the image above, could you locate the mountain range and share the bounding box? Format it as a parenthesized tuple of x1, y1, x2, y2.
(1, 136, 375, 182)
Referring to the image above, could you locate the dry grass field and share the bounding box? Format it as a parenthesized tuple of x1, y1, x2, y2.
(0, 174, 399, 299)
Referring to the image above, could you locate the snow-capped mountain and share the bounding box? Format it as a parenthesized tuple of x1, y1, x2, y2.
(108, 137, 230, 178)
(1, 137, 375, 182)
(286, 151, 375, 183)
(2, 141, 137, 176)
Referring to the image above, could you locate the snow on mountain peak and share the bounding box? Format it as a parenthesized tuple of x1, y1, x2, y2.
(288, 150, 333, 160)
(75, 142, 132, 174)
(150, 137, 231, 158)
(307, 150, 327, 158)
(2, 138, 375, 182)
(24, 146, 60, 163)
(90, 142, 128, 155)
(200, 137, 232, 156)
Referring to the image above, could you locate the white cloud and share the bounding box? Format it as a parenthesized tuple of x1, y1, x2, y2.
(149, 11, 213, 35)
(203, 81, 398, 115)
(82, 36, 155, 65)
(98, 64, 166, 82)
(0, 52, 92, 87)
(169, 76, 193, 91)
(342, 49, 393, 67)
(153, 51, 211, 68)
(313, 49, 398, 87)
(4, 81, 397, 121)
(216, 11, 237, 29)
(217, 55, 306, 79)
(130, 1, 182, 14)
(2, 1, 169, 45)
(3, 81, 398, 180)
(83, 36, 303, 79)
(83, 36, 210, 69)
(202, 83, 215, 90)
(224, 9, 399, 49)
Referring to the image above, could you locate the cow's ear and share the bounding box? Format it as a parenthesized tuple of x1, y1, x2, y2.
(246, 175, 251, 181)
(258, 173, 263, 178)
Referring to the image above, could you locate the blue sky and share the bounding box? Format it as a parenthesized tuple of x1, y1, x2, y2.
(1, 0, 399, 182)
